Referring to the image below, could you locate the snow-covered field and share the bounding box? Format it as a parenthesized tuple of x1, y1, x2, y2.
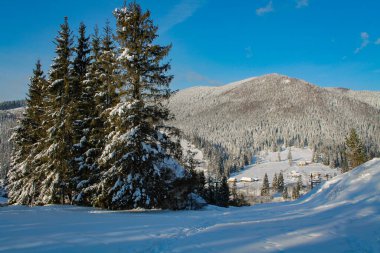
(0, 197, 7, 205)
(1, 159, 379, 253)
(232, 147, 340, 192)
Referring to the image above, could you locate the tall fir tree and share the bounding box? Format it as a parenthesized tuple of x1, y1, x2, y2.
(40, 17, 74, 204)
(70, 22, 92, 200)
(8, 61, 48, 205)
(277, 172, 284, 192)
(73, 27, 104, 204)
(194, 170, 206, 199)
(217, 176, 230, 207)
(95, 21, 121, 113)
(345, 129, 367, 172)
(261, 173, 270, 196)
(282, 187, 289, 199)
(93, 3, 190, 209)
(206, 175, 215, 204)
(272, 173, 278, 192)
(79, 22, 123, 206)
(292, 186, 300, 199)
(297, 176, 303, 191)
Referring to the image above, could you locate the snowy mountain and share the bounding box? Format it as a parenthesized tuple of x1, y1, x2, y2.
(1, 158, 379, 252)
(168, 74, 380, 166)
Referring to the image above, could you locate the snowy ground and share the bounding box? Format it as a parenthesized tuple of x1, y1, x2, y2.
(0, 197, 7, 205)
(232, 147, 340, 194)
(1, 159, 379, 253)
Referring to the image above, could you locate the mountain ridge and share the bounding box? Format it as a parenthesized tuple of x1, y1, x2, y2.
(168, 74, 380, 169)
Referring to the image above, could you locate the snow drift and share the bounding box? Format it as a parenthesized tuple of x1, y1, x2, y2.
(0, 159, 379, 252)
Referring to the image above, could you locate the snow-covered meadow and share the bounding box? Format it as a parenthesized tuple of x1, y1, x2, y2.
(232, 147, 340, 195)
(1, 159, 379, 253)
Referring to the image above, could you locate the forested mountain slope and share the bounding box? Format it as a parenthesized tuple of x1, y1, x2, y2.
(0, 108, 23, 180)
(168, 74, 380, 169)
(327, 87, 380, 110)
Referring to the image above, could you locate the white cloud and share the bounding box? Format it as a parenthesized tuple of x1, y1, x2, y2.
(245, 47, 253, 58)
(160, 0, 206, 33)
(296, 0, 309, 8)
(256, 1, 274, 16)
(375, 38, 380, 45)
(354, 32, 370, 54)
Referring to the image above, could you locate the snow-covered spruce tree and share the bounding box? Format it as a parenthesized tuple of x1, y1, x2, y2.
(217, 176, 230, 207)
(297, 176, 303, 192)
(70, 22, 92, 199)
(92, 3, 191, 210)
(71, 22, 91, 139)
(277, 172, 284, 192)
(7, 61, 48, 205)
(205, 175, 215, 204)
(75, 23, 123, 205)
(72, 27, 103, 204)
(94, 21, 121, 113)
(292, 186, 300, 199)
(38, 17, 75, 204)
(345, 129, 368, 172)
(195, 170, 206, 199)
(261, 173, 270, 197)
(282, 187, 289, 199)
(272, 173, 278, 192)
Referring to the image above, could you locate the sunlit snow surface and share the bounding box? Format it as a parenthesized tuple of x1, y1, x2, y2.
(1, 159, 380, 253)
(233, 147, 341, 188)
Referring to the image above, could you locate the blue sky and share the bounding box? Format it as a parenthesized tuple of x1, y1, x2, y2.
(0, 0, 380, 101)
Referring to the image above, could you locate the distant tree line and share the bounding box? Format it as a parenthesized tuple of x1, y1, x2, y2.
(0, 100, 26, 111)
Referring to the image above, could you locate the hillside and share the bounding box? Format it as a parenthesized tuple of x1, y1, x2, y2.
(0, 108, 23, 181)
(1, 159, 379, 252)
(328, 87, 380, 110)
(168, 74, 380, 168)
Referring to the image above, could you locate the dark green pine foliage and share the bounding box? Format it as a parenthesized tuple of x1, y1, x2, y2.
(345, 129, 368, 172)
(277, 172, 284, 192)
(185, 150, 206, 198)
(70, 22, 92, 201)
(8, 61, 48, 205)
(71, 22, 91, 141)
(261, 173, 270, 196)
(195, 171, 206, 198)
(282, 187, 289, 199)
(95, 21, 121, 113)
(272, 173, 278, 192)
(292, 186, 300, 199)
(292, 176, 302, 199)
(77, 24, 122, 205)
(297, 176, 303, 191)
(93, 3, 189, 210)
(40, 17, 74, 204)
(217, 176, 230, 207)
(73, 27, 103, 205)
(206, 176, 215, 204)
